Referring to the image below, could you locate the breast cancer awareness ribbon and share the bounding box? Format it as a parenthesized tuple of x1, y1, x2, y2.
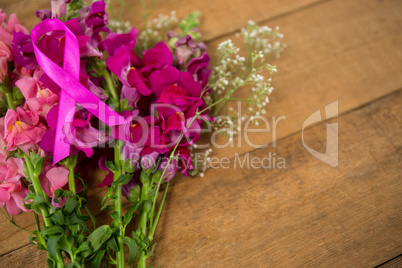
(31, 19, 127, 164)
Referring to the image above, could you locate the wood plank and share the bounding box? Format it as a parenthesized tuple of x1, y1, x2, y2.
(145, 90, 402, 267)
(1, 0, 324, 41)
(377, 255, 402, 268)
(207, 0, 402, 160)
(2, 85, 401, 267)
(2, 0, 402, 258)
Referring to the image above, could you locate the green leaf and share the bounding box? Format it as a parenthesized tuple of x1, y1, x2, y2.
(41, 226, 65, 236)
(120, 98, 133, 112)
(123, 236, 138, 264)
(29, 230, 47, 250)
(100, 199, 114, 211)
(146, 242, 158, 258)
(140, 171, 150, 185)
(84, 206, 97, 229)
(57, 234, 73, 257)
(112, 173, 132, 186)
(106, 235, 120, 252)
(33, 156, 45, 177)
(88, 249, 106, 268)
(50, 210, 65, 225)
(105, 160, 115, 171)
(67, 261, 82, 268)
(123, 159, 135, 173)
(110, 211, 120, 224)
(179, 11, 201, 37)
(47, 236, 61, 262)
(63, 195, 78, 215)
(87, 225, 113, 252)
(127, 186, 141, 203)
(75, 241, 91, 258)
(123, 202, 140, 227)
(152, 170, 162, 184)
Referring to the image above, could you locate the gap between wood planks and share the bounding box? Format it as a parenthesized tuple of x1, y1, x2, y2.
(201, 0, 332, 43)
(376, 254, 402, 268)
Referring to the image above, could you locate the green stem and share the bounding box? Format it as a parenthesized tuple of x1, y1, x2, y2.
(66, 155, 77, 194)
(34, 213, 41, 231)
(0, 208, 30, 233)
(5, 92, 15, 110)
(118, 0, 126, 20)
(102, 70, 119, 104)
(114, 140, 125, 268)
(23, 154, 51, 226)
(148, 182, 169, 241)
(23, 154, 65, 268)
(138, 180, 149, 268)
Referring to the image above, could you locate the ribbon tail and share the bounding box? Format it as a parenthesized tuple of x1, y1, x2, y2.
(53, 90, 76, 164)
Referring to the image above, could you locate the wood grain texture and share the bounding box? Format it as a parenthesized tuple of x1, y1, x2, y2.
(0, 0, 401, 267)
(146, 90, 402, 267)
(0, 0, 324, 40)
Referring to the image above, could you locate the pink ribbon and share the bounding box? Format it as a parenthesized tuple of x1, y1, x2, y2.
(31, 19, 127, 164)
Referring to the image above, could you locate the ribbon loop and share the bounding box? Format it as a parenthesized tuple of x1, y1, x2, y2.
(31, 19, 127, 164)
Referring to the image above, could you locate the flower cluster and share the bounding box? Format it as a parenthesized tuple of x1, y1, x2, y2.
(0, 1, 283, 267)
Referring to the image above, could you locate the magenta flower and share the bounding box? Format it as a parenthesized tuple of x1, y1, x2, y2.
(101, 27, 138, 56)
(122, 142, 142, 166)
(62, 113, 110, 158)
(35, 0, 71, 21)
(81, 1, 109, 36)
(11, 31, 38, 70)
(41, 106, 109, 158)
(175, 35, 195, 66)
(96, 156, 114, 187)
(140, 150, 159, 171)
(106, 46, 152, 96)
(149, 67, 203, 98)
(158, 156, 178, 182)
(105, 40, 173, 97)
(158, 147, 193, 182)
(4, 107, 47, 153)
(186, 52, 211, 88)
(141, 42, 173, 73)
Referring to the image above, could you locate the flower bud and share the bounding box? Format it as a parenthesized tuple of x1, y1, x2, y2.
(140, 171, 150, 185)
(127, 186, 141, 203)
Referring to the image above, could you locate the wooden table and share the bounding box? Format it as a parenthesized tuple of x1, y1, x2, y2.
(1, 0, 401, 267)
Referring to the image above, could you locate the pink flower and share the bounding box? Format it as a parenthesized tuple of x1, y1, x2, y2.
(16, 69, 59, 118)
(0, 154, 24, 184)
(4, 107, 47, 153)
(39, 161, 68, 197)
(0, 41, 12, 82)
(0, 148, 29, 215)
(0, 9, 29, 49)
(0, 183, 30, 215)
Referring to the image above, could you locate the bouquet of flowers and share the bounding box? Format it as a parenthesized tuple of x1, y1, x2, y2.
(0, 0, 284, 267)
